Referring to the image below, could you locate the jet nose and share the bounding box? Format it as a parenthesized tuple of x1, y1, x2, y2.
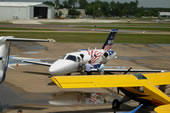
(49, 66, 56, 74)
(49, 59, 76, 75)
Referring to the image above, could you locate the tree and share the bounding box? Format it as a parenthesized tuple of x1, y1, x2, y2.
(68, 9, 80, 16)
(54, 0, 60, 9)
(85, 0, 106, 17)
(68, 0, 78, 8)
(84, 0, 161, 18)
(63, 0, 70, 8)
(43, 1, 54, 6)
(78, 0, 88, 9)
(100, 1, 110, 16)
(110, 1, 117, 17)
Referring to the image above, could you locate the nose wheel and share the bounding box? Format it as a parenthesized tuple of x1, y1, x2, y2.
(112, 99, 120, 109)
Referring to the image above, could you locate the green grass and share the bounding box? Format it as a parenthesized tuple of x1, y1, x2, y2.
(0, 27, 55, 31)
(1, 26, 170, 32)
(42, 21, 170, 27)
(116, 34, 170, 43)
(1, 31, 170, 44)
(81, 26, 170, 32)
(42, 22, 170, 31)
(0, 21, 12, 24)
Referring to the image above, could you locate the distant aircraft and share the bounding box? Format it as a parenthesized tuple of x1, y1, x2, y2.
(0, 36, 51, 83)
(22, 29, 165, 75)
(50, 72, 170, 112)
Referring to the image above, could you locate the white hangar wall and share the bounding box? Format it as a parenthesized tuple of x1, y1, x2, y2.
(0, 2, 54, 20)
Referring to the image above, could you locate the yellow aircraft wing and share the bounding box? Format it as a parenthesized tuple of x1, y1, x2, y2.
(51, 72, 170, 104)
(51, 72, 170, 88)
(144, 72, 170, 86)
(154, 104, 170, 113)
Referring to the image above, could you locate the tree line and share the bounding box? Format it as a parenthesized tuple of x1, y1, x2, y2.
(44, 0, 170, 18)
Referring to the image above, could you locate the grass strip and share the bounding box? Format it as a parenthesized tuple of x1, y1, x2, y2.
(0, 32, 170, 44)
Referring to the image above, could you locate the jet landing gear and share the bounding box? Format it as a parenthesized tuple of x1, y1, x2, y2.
(112, 99, 120, 109)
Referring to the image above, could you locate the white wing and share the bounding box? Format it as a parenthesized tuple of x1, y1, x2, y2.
(22, 60, 52, 66)
(91, 68, 166, 73)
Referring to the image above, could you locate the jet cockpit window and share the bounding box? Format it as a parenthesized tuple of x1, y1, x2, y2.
(66, 55, 77, 62)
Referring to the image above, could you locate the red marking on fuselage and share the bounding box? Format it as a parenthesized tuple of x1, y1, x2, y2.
(88, 50, 90, 55)
(90, 50, 103, 64)
(91, 50, 94, 56)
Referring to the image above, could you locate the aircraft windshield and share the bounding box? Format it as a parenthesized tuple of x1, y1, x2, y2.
(66, 55, 76, 62)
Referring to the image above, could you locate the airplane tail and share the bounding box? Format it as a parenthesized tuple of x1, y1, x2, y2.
(102, 29, 118, 50)
(0, 36, 50, 84)
(0, 42, 10, 84)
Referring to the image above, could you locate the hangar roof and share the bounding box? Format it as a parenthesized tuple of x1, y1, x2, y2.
(0, 2, 44, 7)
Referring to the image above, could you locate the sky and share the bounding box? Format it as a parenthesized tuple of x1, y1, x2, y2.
(87, 0, 170, 8)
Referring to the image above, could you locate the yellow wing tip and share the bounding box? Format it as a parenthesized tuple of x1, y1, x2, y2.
(154, 104, 170, 113)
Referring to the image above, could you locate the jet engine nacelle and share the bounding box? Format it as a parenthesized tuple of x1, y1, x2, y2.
(103, 50, 117, 61)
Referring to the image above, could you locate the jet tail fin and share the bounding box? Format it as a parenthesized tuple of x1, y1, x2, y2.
(0, 36, 51, 84)
(0, 43, 10, 84)
(102, 29, 118, 50)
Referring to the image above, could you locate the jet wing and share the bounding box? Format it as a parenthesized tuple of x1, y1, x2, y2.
(50, 72, 170, 88)
(4, 36, 51, 42)
(91, 68, 166, 73)
(22, 60, 52, 66)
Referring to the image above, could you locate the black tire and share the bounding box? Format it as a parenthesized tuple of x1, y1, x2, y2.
(112, 99, 120, 109)
(66, 73, 71, 76)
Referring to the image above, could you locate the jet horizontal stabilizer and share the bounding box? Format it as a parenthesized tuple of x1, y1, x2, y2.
(3, 36, 50, 42)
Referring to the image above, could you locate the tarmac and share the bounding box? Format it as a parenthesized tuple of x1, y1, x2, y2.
(0, 41, 169, 113)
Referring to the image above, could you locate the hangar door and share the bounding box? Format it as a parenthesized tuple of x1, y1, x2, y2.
(34, 7, 48, 18)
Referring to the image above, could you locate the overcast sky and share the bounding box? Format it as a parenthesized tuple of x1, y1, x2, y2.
(87, 0, 170, 8)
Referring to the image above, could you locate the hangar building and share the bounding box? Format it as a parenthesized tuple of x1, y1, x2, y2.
(0, 2, 54, 20)
(159, 12, 170, 18)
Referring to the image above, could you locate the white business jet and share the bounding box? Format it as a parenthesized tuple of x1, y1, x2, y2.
(22, 29, 165, 75)
(0, 36, 51, 83)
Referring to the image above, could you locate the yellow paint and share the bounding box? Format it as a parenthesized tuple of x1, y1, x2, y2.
(155, 104, 170, 113)
(51, 72, 170, 88)
(50, 72, 170, 108)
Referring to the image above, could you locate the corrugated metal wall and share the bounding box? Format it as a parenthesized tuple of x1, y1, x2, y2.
(0, 6, 30, 19)
(0, 5, 54, 20)
(0, 0, 54, 2)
